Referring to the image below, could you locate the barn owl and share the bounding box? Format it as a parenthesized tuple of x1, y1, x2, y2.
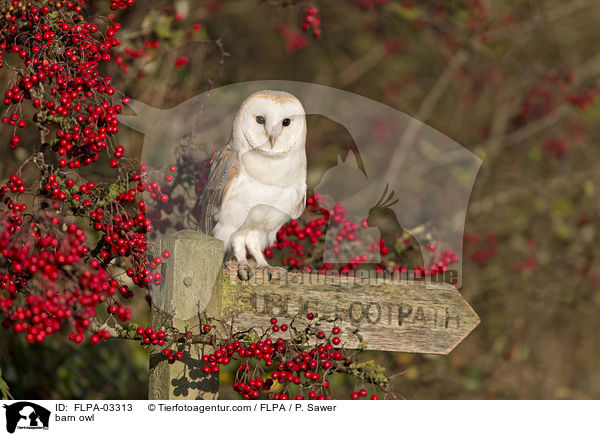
(199, 90, 307, 280)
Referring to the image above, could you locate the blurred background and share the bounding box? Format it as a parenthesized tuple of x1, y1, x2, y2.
(2, 0, 600, 399)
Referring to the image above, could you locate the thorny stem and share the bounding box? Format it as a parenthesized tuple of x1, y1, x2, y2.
(90, 318, 391, 392)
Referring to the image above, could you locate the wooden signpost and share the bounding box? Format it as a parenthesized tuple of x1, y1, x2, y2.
(148, 230, 480, 400)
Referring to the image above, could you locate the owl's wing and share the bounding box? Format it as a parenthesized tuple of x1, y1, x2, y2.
(291, 190, 307, 219)
(199, 143, 239, 234)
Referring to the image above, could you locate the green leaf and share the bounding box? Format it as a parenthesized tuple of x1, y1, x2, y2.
(553, 197, 573, 217)
(393, 237, 408, 256)
(389, 3, 423, 21)
(96, 182, 127, 208)
(155, 16, 174, 41)
(0, 368, 14, 400)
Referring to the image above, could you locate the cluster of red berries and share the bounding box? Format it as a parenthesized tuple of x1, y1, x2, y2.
(351, 389, 378, 400)
(0, 208, 128, 344)
(84, 165, 174, 289)
(9, 136, 20, 149)
(467, 0, 490, 33)
(512, 254, 538, 274)
(136, 326, 166, 346)
(107, 301, 132, 322)
(271, 193, 356, 272)
(270, 192, 458, 278)
(135, 326, 212, 364)
(162, 348, 184, 364)
(465, 232, 497, 267)
(174, 56, 188, 67)
(2, 113, 26, 128)
(6, 175, 26, 195)
(0, 0, 172, 345)
(42, 175, 67, 201)
(511, 238, 538, 275)
(238, 314, 379, 400)
(546, 68, 598, 111)
(0, 2, 129, 168)
(174, 313, 381, 400)
(520, 86, 556, 120)
(301, 7, 321, 39)
(110, 10, 206, 76)
(543, 138, 569, 159)
(521, 79, 597, 125)
(276, 2, 325, 51)
(90, 330, 110, 345)
(565, 88, 597, 110)
(110, 0, 135, 11)
(138, 164, 170, 203)
(357, 0, 390, 10)
(0, 185, 26, 213)
(277, 25, 308, 53)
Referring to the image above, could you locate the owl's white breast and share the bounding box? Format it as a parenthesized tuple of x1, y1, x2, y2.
(240, 145, 306, 188)
(216, 147, 306, 234)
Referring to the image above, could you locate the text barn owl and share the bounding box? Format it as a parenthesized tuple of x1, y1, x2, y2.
(199, 90, 307, 279)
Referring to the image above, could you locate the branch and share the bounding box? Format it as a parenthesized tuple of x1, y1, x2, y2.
(470, 163, 600, 217)
(486, 0, 597, 42)
(90, 318, 391, 392)
(473, 48, 600, 152)
(382, 49, 469, 184)
(339, 44, 387, 87)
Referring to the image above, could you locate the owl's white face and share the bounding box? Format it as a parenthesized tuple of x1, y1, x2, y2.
(234, 91, 306, 155)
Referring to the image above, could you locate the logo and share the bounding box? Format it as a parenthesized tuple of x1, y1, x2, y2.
(120, 80, 481, 289)
(2, 402, 50, 434)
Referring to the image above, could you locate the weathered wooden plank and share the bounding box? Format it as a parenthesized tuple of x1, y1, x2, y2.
(149, 230, 224, 400)
(221, 268, 479, 354)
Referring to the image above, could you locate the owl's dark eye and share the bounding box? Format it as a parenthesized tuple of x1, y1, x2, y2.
(282, 118, 291, 127)
(256, 115, 266, 125)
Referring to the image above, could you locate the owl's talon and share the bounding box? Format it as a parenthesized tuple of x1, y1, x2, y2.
(274, 266, 288, 279)
(237, 264, 254, 281)
(256, 266, 287, 281)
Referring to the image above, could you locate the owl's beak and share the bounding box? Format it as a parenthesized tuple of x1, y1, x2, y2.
(267, 124, 282, 149)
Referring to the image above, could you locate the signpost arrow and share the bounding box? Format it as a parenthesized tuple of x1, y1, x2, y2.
(221, 268, 480, 355)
